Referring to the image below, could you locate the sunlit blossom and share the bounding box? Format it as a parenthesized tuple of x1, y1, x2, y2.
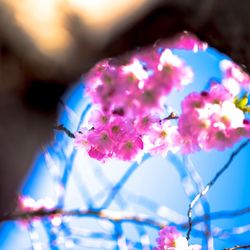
(154, 226, 201, 250)
(74, 33, 250, 160)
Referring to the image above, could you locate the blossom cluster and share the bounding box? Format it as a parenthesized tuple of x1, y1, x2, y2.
(221, 59, 250, 95)
(75, 33, 199, 161)
(177, 60, 250, 153)
(85, 49, 193, 117)
(74, 33, 250, 161)
(75, 114, 144, 161)
(154, 226, 201, 250)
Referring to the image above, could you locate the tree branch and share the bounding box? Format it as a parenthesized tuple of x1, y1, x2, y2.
(159, 112, 179, 123)
(1, 206, 250, 230)
(186, 139, 250, 240)
(98, 153, 151, 210)
(0, 208, 164, 229)
(54, 124, 75, 138)
(224, 246, 250, 250)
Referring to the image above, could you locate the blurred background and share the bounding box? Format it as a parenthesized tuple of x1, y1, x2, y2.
(0, 0, 249, 216)
(1, 44, 250, 249)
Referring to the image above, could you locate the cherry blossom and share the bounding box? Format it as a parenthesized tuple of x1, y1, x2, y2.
(74, 32, 250, 160)
(162, 32, 208, 52)
(220, 59, 250, 93)
(75, 35, 195, 161)
(178, 83, 249, 153)
(154, 226, 201, 250)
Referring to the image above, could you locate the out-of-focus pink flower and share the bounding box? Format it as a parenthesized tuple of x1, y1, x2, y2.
(74, 129, 89, 149)
(18, 196, 56, 212)
(87, 129, 113, 153)
(108, 117, 132, 141)
(178, 83, 249, 153)
(75, 33, 250, 161)
(79, 36, 195, 161)
(115, 136, 144, 161)
(86, 43, 193, 118)
(220, 59, 250, 92)
(136, 115, 159, 134)
(88, 146, 107, 161)
(88, 110, 110, 128)
(157, 49, 194, 90)
(148, 122, 179, 156)
(159, 31, 207, 52)
(154, 226, 201, 250)
(242, 119, 250, 137)
(207, 83, 233, 103)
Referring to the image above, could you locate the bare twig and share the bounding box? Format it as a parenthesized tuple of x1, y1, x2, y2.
(99, 154, 151, 210)
(0, 208, 164, 229)
(224, 246, 250, 250)
(54, 124, 75, 138)
(1, 206, 250, 230)
(191, 207, 250, 226)
(186, 139, 250, 240)
(160, 112, 179, 123)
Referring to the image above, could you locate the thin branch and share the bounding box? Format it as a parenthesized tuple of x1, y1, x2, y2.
(224, 246, 250, 250)
(183, 155, 213, 248)
(191, 207, 250, 226)
(54, 124, 75, 138)
(159, 112, 179, 123)
(186, 139, 250, 240)
(98, 153, 151, 210)
(0, 208, 164, 229)
(1, 206, 250, 230)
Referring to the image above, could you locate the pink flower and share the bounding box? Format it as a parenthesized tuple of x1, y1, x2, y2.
(177, 122, 203, 152)
(207, 83, 233, 103)
(181, 92, 205, 113)
(87, 129, 113, 153)
(108, 117, 133, 141)
(88, 110, 110, 128)
(115, 137, 144, 161)
(178, 83, 249, 153)
(79, 35, 197, 161)
(138, 86, 163, 111)
(88, 146, 107, 161)
(136, 115, 159, 134)
(85, 44, 193, 119)
(77, 33, 250, 161)
(172, 32, 207, 52)
(74, 130, 89, 149)
(154, 226, 201, 250)
(135, 48, 160, 73)
(148, 122, 180, 156)
(156, 31, 207, 52)
(220, 59, 250, 91)
(157, 49, 194, 89)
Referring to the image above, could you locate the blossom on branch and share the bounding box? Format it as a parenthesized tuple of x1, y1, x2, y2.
(75, 35, 195, 161)
(178, 83, 250, 153)
(220, 59, 250, 94)
(73, 33, 250, 161)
